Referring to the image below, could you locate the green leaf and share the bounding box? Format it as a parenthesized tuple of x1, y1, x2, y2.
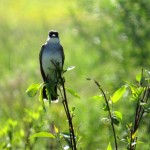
(106, 142, 112, 150)
(91, 95, 103, 100)
(132, 130, 138, 139)
(39, 85, 46, 111)
(26, 83, 42, 97)
(130, 86, 144, 95)
(136, 72, 142, 82)
(66, 88, 80, 99)
(140, 103, 150, 113)
(128, 84, 144, 101)
(111, 85, 126, 103)
(113, 111, 123, 121)
(29, 132, 55, 139)
(8, 119, 17, 127)
(126, 123, 133, 130)
(103, 103, 109, 111)
(139, 69, 148, 86)
(54, 125, 59, 133)
(136, 140, 144, 145)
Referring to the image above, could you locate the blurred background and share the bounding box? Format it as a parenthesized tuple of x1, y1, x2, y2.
(0, 0, 150, 149)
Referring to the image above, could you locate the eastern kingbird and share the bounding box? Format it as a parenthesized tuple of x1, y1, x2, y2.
(39, 30, 64, 101)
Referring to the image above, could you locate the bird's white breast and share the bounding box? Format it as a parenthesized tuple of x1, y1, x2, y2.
(42, 45, 62, 80)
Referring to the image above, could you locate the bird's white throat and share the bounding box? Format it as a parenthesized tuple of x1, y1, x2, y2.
(47, 37, 60, 44)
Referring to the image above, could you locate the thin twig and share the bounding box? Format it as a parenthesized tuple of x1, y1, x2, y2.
(129, 129, 133, 150)
(53, 61, 76, 150)
(131, 82, 150, 149)
(133, 87, 147, 133)
(60, 75, 77, 150)
(94, 79, 118, 150)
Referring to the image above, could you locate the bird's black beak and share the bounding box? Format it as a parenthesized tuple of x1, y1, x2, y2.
(51, 34, 56, 37)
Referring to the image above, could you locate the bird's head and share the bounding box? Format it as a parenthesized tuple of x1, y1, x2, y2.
(47, 30, 60, 44)
(49, 30, 59, 38)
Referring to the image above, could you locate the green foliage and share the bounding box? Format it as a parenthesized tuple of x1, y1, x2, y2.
(66, 88, 80, 99)
(91, 69, 150, 149)
(26, 83, 43, 97)
(26, 83, 46, 110)
(30, 132, 55, 139)
(113, 111, 123, 121)
(106, 142, 112, 150)
(118, 0, 150, 66)
(25, 64, 78, 149)
(111, 85, 127, 103)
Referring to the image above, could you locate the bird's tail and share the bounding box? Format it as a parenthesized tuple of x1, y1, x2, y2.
(43, 86, 47, 99)
(51, 85, 58, 101)
(42, 85, 58, 101)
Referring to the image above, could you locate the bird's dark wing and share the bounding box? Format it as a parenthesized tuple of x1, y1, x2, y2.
(61, 45, 65, 67)
(39, 44, 46, 81)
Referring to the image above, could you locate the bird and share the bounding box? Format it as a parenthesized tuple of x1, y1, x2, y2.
(39, 30, 65, 101)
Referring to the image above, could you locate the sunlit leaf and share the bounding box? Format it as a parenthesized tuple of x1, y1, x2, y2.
(129, 85, 137, 95)
(8, 119, 17, 127)
(139, 69, 148, 86)
(128, 84, 145, 101)
(54, 125, 59, 133)
(91, 95, 103, 100)
(132, 88, 144, 96)
(111, 85, 127, 103)
(141, 103, 150, 113)
(30, 132, 55, 139)
(127, 137, 131, 143)
(136, 72, 142, 82)
(113, 111, 123, 121)
(106, 142, 112, 150)
(126, 123, 133, 130)
(132, 130, 138, 139)
(26, 83, 42, 97)
(66, 88, 80, 99)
